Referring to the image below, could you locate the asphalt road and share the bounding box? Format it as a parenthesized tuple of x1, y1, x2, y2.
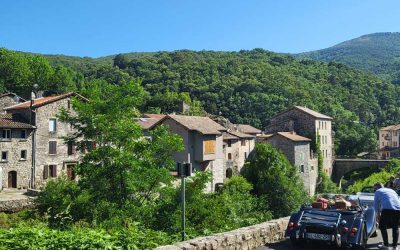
(257, 230, 394, 250)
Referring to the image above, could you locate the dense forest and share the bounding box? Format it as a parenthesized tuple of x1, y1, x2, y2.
(1, 47, 400, 156)
(297, 32, 400, 82)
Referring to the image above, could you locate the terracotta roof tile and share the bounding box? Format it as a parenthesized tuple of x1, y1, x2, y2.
(4, 92, 86, 111)
(381, 124, 400, 131)
(223, 132, 239, 140)
(0, 113, 34, 129)
(136, 115, 166, 130)
(168, 115, 227, 135)
(275, 132, 311, 142)
(235, 124, 262, 134)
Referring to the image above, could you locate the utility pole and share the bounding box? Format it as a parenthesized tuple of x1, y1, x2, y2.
(177, 162, 192, 242)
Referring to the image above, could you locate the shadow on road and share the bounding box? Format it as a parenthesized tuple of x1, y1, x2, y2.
(257, 239, 384, 250)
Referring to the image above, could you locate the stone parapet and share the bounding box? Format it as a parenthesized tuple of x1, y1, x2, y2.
(0, 198, 34, 213)
(155, 217, 289, 250)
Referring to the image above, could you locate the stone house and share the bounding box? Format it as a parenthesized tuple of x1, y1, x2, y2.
(379, 124, 400, 159)
(0, 113, 34, 189)
(223, 131, 255, 177)
(138, 114, 227, 192)
(2, 93, 84, 188)
(266, 106, 333, 176)
(233, 124, 262, 137)
(264, 132, 318, 195)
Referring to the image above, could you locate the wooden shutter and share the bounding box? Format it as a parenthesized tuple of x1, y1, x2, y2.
(204, 139, 216, 154)
(51, 165, 57, 177)
(49, 141, 57, 154)
(43, 165, 48, 179)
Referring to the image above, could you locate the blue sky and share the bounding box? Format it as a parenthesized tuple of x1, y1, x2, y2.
(1, 0, 399, 57)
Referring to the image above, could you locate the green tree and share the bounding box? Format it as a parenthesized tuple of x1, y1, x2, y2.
(241, 143, 308, 218)
(315, 133, 339, 193)
(40, 79, 184, 225)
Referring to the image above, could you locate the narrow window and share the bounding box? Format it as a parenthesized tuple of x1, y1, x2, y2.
(49, 141, 57, 155)
(20, 150, 27, 160)
(228, 140, 232, 147)
(20, 130, 27, 139)
(228, 153, 232, 160)
(49, 165, 57, 177)
(1, 151, 8, 161)
(244, 152, 247, 159)
(2, 129, 11, 140)
(43, 165, 49, 180)
(67, 141, 76, 155)
(299, 165, 304, 173)
(49, 119, 57, 132)
(67, 100, 71, 110)
(241, 140, 246, 146)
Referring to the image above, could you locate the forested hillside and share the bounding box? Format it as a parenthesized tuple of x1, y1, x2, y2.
(1, 48, 400, 156)
(297, 32, 400, 81)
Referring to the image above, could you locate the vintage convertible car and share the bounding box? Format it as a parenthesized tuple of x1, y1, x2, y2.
(285, 192, 376, 250)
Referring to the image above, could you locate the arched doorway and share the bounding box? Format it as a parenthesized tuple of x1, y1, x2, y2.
(226, 168, 233, 179)
(8, 171, 17, 188)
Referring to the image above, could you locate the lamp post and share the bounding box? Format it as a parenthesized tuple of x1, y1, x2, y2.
(177, 162, 192, 241)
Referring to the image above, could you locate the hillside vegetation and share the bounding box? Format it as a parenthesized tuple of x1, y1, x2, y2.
(297, 32, 400, 81)
(2, 48, 400, 155)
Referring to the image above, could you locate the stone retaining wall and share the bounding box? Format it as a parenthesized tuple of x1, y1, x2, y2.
(0, 198, 34, 213)
(155, 217, 290, 250)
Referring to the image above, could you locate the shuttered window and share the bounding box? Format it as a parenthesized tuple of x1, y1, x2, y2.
(43, 165, 49, 180)
(67, 141, 76, 155)
(49, 141, 57, 155)
(49, 119, 57, 132)
(204, 139, 215, 154)
(49, 165, 57, 177)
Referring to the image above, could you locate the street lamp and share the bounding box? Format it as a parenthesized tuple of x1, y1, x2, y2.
(177, 162, 192, 241)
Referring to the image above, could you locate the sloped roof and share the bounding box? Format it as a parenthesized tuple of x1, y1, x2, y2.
(223, 132, 239, 140)
(227, 130, 254, 139)
(273, 132, 311, 142)
(381, 124, 400, 131)
(0, 113, 34, 129)
(235, 124, 262, 134)
(168, 115, 227, 135)
(271, 106, 333, 120)
(4, 92, 87, 111)
(136, 115, 166, 130)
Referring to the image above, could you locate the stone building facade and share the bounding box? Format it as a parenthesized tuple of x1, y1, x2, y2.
(266, 106, 333, 176)
(0, 114, 34, 189)
(223, 131, 255, 177)
(2, 93, 83, 189)
(379, 124, 400, 159)
(265, 132, 318, 195)
(138, 114, 227, 192)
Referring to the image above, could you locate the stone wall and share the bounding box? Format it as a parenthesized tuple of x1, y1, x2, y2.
(0, 198, 34, 213)
(0, 129, 33, 188)
(155, 217, 289, 250)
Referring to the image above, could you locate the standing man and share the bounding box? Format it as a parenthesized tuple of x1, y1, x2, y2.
(374, 182, 400, 250)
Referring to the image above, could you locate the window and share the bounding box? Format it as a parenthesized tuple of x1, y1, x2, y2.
(67, 100, 71, 110)
(1, 151, 8, 162)
(244, 152, 247, 159)
(241, 140, 246, 146)
(1, 129, 11, 140)
(49, 165, 57, 177)
(49, 141, 57, 155)
(311, 166, 314, 171)
(299, 165, 304, 173)
(20, 150, 27, 160)
(67, 141, 76, 155)
(49, 119, 57, 132)
(394, 142, 398, 147)
(228, 153, 232, 160)
(20, 130, 26, 139)
(204, 139, 215, 154)
(227, 140, 232, 147)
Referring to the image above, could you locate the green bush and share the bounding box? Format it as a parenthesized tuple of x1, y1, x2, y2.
(0, 223, 173, 250)
(241, 143, 308, 218)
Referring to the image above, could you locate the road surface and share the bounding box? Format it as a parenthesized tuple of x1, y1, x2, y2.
(257, 230, 393, 250)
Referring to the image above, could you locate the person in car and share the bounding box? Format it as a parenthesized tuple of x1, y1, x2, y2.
(374, 182, 400, 250)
